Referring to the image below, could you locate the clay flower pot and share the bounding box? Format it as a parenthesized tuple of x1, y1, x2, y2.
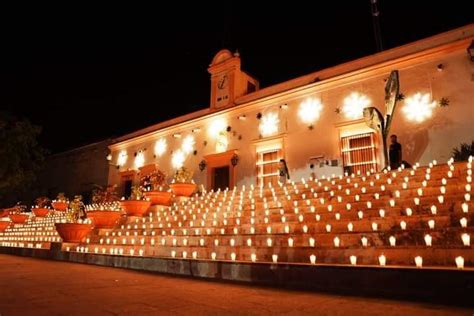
(144, 191, 173, 206)
(10, 214, 29, 224)
(0, 221, 10, 232)
(120, 200, 151, 217)
(52, 201, 68, 211)
(55, 223, 92, 243)
(87, 210, 122, 229)
(33, 208, 50, 217)
(170, 183, 197, 197)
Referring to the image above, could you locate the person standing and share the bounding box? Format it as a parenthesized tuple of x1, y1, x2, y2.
(279, 159, 290, 183)
(389, 134, 402, 169)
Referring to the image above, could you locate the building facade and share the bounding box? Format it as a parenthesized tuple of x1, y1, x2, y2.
(107, 25, 474, 195)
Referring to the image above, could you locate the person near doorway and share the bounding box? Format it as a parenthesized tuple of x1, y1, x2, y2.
(279, 159, 290, 183)
(389, 134, 402, 169)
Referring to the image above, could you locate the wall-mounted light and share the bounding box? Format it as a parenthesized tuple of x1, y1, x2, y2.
(231, 154, 239, 166)
(117, 150, 128, 167)
(238, 115, 246, 120)
(171, 150, 185, 169)
(402, 92, 436, 123)
(259, 112, 279, 137)
(134, 151, 145, 169)
(298, 98, 323, 126)
(342, 92, 371, 119)
(172, 133, 181, 138)
(106, 154, 112, 161)
(280, 103, 288, 110)
(154, 138, 167, 157)
(192, 128, 201, 133)
(181, 135, 195, 154)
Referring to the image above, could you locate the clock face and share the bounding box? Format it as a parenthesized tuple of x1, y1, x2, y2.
(217, 75, 228, 89)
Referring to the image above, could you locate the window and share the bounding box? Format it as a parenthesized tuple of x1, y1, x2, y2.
(257, 149, 281, 187)
(341, 132, 377, 175)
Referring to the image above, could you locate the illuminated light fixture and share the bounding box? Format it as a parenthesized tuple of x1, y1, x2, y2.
(342, 92, 370, 119)
(134, 151, 145, 169)
(171, 149, 185, 169)
(192, 127, 201, 133)
(298, 98, 323, 126)
(208, 119, 227, 138)
(402, 93, 436, 123)
(238, 114, 246, 120)
(172, 133, 181, 138)
(154, 138, 167, 157)
(259, 112, 279, 137)
(106, 154, 112, 161)
(117, 150, 128, 166)
(181, 135, 195, 154)
(280, 103, 289, 110)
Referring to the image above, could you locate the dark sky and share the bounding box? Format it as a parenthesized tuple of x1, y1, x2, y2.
(0, 2, 472, 153)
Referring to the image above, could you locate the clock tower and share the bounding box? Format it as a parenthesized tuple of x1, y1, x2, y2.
(208, 49, 259, 109)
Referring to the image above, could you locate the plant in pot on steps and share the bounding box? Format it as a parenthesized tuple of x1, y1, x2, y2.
(51, 192, 69, 211)
(9, 203, 30, 224)
(119, 185, 151, 217)
(141, 169, 172, 206)
(86, 185, 123, 229)
(0, 217, 12, 232)
(32, 196, 51, 217)
(170, 167, 197, 197)
(55, 195, 92, 243)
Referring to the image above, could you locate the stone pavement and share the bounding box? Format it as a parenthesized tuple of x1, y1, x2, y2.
(0, 255, 471, 316)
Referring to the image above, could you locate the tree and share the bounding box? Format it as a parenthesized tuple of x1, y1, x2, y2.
(0, 112, 47, 204)
(452, 141, 474, 162)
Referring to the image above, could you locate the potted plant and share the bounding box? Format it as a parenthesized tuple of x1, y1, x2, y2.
(170, 167, 197, 197)
(0, 217, 11, 232)
(86, 185, 123, 229)
(32, 196, 51, 217)
(9, 203, 30, 224)
(52, 193, 68, 211)
(141, 169, 172, 206)
(55, 195, 92, 243)
(119, 185, 151, 217)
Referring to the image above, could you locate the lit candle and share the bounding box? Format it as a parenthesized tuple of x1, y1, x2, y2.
(231, 252, 236, 261)
(211, 252, 217, 260)
(326, 224, 331, 232)
(462, 233, 470, 246)
(389, 236, 396, 246)
(389, 199, 395, 207)
(334, 236, 340, 247)
(267, 238, 272, 247)
(247, 238, 252, 247)
(272, 254, 278, 263)
(414, 198, 420, 205)
(455, 256, 464, 269)
(171, 250, 176, 258)
(460, 217, 467, 228)
(372, 222, 378, 231)
(379, 209, 385, 218)
(428, 220, 435, 229)
(303, 225, 308, 233)
(350, 255, 357, 265)
(367, 201, 372, 209)
(438, 195, 444, 204)
(415, 256, 423, 268)
(310, 254, 317, 265)
(462, 203, 469, 213)
(465, 193, 471, 202)
(347, 222, 353, 232)
(378, 255, 386, 266)
(424, 234, 432, 246)
(251, 253, 257, 262)
(406, 208, 413, 216)
(358, 211, 363, 219)
(361, 237, 368, 247)
(288, 238, 294, 247)
(430, 205, 437, 215)
(315, 214, 321, 221)
(400, 221, 407, 230)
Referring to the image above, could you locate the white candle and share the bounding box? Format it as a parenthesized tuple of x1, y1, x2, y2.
(350, 255, 357, 265)
(334, 237, 340, 247)
(192, 251, 198, 259)
(247, 238, 252, 247)
(378, 255, 386, 266)
(379, 209, 385, 218)
(372, 222, 378, 231)
(424, 234, 432, 246)
(272, 254, 278, 263)
(462, 233, 470, 246)
(171, 250, 176, 258)
(462, 203, 469, 213)
(251, 253, 257, 262)
(288, 238, 294, 247)
(361, 237, 368, 247)
(406, 208, 413, 216)
(389, 236, 396, 246)
(326, 224, 332, 232)
(211, 252, 217, 260)
(309, 237, 315, 247)
(400, 221, 407, 230)
(430, 205, 437, 215)
(231, 252, 236, 261)
(358, 211, 364, 219)
(303, 225, 308, 233)
(460, 217, 467, 228)
(347, 222, 353, 232)
(310, 254, 317, 265)
(267, 238, 272, 247)
(415, 256, 423, 268)
(428, 220, 435, 229)
(455, 256, 464, 269)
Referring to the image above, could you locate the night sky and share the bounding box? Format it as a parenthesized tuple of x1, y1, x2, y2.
(1, 2, 472, 153)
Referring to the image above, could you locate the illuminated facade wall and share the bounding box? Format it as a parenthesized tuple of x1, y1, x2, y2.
(108, 25, 474, 194)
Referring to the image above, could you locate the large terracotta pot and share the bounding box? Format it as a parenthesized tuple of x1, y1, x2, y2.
(52, 201, 68, 211)
(55, 223, 92, 243)
(10, 214, 29, 224)
(33, 208, 50, 217)
(120, 200, 151, 217)
(0, 221, 10, 232)
(87, 210, 122, 229)
(144, 191, 173, 206)
(170, 183, 197, 197)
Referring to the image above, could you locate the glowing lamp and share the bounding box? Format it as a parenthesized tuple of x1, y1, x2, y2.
(342, 92, 370, 119)
(389, 236, 396, 247)
(455, 256, 464, 269)
(402, 93, 436, 123)
(272, 254, 278, 263)
(424, 234, 432, 246)
(298, 98, 323, 125)
(462, 233, 470, 246)
(415, 256, 423, 268)
(259, 112, 279, 137)
(310, 254, 317, 265)
(350, 255, 357, 265)
(378, 255, 386, 266)
(460, 217, 467, 228)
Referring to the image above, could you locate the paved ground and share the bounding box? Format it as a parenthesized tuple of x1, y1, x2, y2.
(0, 255, 471, 316)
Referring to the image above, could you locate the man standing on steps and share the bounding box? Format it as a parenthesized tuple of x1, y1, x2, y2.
(389, 134, 402, 169)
